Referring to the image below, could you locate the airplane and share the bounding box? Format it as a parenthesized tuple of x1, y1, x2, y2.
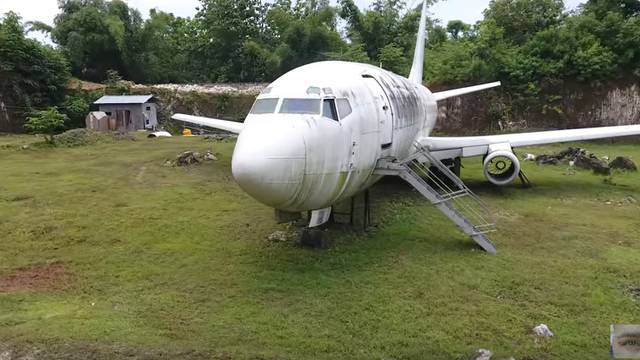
(171, 0, 640, 253)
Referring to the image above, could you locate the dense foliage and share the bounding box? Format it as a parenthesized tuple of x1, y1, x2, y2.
(0, 12, 69, 132)
(38, 0, 640, 87)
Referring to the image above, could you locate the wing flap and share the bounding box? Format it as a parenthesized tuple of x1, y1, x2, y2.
(420, 124, 640, 154)
(171, 114, 244, 134)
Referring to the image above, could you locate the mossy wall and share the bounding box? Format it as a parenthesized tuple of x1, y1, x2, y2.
(131, 86, 260, 127)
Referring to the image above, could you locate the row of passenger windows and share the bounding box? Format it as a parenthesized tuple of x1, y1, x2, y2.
(250, 98, 352, 121)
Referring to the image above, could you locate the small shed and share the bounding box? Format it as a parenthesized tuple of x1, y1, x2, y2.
(92, 95, 158, 131)
(85, 111, 109, 131)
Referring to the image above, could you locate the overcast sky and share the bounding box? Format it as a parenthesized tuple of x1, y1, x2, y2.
(1, 0, 585, 43)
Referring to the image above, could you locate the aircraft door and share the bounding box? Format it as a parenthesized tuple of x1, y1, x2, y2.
(363, 76, 393, 149)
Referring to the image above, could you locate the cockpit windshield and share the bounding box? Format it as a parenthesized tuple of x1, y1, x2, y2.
(250, 98, 279, 114)
(279, 99, 320, 115)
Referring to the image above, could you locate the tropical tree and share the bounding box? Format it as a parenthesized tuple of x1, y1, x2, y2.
(24, 107, 68, 143)
(51, 0, 143, 82)
(0, 12, 69, 132)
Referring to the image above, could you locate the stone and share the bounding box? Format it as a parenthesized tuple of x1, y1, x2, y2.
(574, 154, 610, 175)
(204, 134, 237, 141)
(203, 151, 218, 161)
(609, 156, 637, 171)
(533, 324, 554, 337)
(267, 231, 289, 243)
(469, 349, 493, 360)
(535, 155, 560, 165)
(175, 151, 201, 166)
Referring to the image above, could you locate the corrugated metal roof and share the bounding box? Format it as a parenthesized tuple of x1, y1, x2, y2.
(94, 95, 155, 105)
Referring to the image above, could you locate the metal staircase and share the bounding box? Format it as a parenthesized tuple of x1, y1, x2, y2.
(375, 143, 497, 254)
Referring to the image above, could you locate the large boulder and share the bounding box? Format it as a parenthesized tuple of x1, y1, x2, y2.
(574, 154, 610, 175)
(609, 156, 637, 171)
(176, 151, 201, 166)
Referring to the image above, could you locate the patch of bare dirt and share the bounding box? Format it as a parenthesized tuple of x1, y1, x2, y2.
(0, 262, 72, 293)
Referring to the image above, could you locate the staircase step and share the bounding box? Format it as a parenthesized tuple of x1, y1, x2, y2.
(376, 145, 497, 254)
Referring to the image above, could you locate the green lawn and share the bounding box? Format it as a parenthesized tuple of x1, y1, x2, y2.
(1, 135, 639, 359)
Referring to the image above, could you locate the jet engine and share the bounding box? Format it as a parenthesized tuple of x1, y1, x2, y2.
(483, 150, 521, 186)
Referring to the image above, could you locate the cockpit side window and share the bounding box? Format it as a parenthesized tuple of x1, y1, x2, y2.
(280, 99, 321, 114)
(336, 99, 352, 119)
(322, 99, 339, 121)
(250, 98, 279, 114)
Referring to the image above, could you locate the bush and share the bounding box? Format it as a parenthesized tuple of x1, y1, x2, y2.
(24, 107, 67, 144)
(53, 129, 112, 147)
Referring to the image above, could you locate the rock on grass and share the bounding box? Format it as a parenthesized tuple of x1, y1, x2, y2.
(609, 156, 637, 171)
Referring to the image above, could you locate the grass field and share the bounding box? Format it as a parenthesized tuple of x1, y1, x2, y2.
(1, 134, 639, 359)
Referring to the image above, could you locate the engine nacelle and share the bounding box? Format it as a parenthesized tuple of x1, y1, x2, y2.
(483, 150, 521, 186)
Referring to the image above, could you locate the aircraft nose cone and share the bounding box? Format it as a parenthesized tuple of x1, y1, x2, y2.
(231, 121, 306, 210)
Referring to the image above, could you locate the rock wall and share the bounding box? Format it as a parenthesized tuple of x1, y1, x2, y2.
(4, 80, 634, 135)
(435, 79, 640, 135)
(131, 83, 266, 126)
(140, 80, 639, 136)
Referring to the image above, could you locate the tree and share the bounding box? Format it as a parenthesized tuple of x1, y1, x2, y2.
(51, 0, 143, 82)
(137, 10, 195, 83)
(446, 20, 470, 39)
(582, 0, 640, 19)
(484, 0, 564, 44)
(24, 107, 68, 143)
(339, 0, 437, 76)
(193, 0, 272, 82)
(0, 12, 70, 132)
(379, 44, 409, 75)
(271, 0, 346, 74)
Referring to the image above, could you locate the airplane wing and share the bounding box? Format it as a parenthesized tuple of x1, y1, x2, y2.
(432, 82, 502, 101)
(171, 114, 244, 134)
(419, 124, 640, 158)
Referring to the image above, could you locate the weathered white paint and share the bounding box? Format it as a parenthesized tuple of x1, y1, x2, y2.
(228, 60, 436, 212)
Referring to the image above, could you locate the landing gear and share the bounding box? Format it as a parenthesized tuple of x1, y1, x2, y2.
(343, 189, 372, 230)
(518, 170, 532, 188)
(299, 189, 373, 248)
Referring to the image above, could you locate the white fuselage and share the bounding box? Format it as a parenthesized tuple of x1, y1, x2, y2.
(231, 61, 438, 212)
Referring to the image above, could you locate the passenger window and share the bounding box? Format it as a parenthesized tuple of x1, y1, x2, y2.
(336, 99, 352, 119)
(280, 99, 320, 114)
(322, 99, 338, 121)
(250, 98, 279, 114)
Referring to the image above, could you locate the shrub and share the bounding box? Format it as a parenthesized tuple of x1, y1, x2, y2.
(53, 128, 112, 147)
(24, 107, 67, 144)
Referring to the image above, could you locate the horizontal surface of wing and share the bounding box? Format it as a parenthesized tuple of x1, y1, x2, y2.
(421, 124, 640, 155)
(432, 82, 502, 101)
(172, 114, 244, 134)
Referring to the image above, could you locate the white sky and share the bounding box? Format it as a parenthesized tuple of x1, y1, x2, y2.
(1, 0, 585, 43)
